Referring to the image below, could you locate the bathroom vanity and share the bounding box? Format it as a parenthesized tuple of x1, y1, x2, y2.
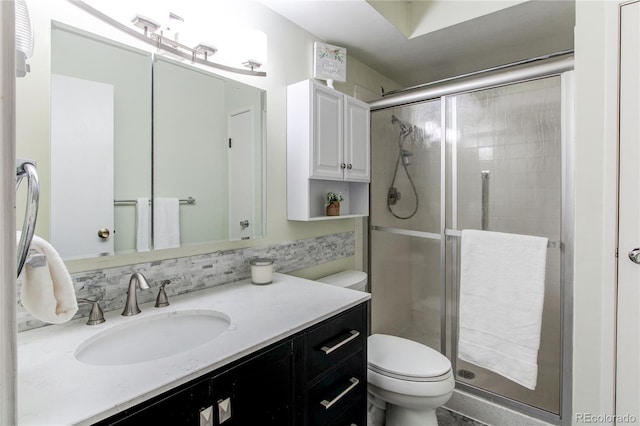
(17, 274, 370, 425)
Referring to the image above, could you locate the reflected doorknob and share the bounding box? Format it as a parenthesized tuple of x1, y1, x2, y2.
(628, 248, 640, 264)
(97, 228, 111, 239)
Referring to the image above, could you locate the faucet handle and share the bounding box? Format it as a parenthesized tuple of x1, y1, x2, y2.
(77, 298, 106, 325)
(155, 280, 170, 308)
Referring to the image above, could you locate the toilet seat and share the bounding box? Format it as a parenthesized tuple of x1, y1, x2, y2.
(368, 364, 451, 382)
(368, 368, 454, 398)
(368, 334, 452, 380)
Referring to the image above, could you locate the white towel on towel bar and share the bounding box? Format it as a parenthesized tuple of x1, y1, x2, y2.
(153, 197, 180, 249)
(136, 197, 150, 252)
(458, 229, 548, 390)
(18, 233, 78, 324)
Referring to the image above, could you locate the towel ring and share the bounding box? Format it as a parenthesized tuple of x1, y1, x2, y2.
(16, 161, 40, 278)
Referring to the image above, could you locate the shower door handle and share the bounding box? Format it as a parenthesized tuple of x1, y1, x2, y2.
(628, 248, 640, 264)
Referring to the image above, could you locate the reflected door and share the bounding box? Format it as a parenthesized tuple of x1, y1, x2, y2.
(228, 108, 255, 240)
(50, 74, 114, 259)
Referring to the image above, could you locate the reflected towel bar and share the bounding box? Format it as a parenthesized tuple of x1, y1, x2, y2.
(114, 197, 196, 206)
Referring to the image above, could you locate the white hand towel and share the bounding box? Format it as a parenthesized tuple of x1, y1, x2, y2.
(153, 197, 180, 250)
(458, 229, 548, 390)
(136, 197, 150, 252)
(18, 234, 78, 324)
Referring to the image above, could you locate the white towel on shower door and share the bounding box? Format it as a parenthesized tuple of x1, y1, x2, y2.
(458, 229, 547, 390)
(136, 197, 150, 252)
(153, 198, 181, 250)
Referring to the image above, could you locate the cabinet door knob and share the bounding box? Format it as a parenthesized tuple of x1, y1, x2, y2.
(341, 163, 346, 169)
(347, 163, 353, 170)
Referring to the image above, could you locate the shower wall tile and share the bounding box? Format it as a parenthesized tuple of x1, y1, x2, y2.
(16, 232, 355, 332)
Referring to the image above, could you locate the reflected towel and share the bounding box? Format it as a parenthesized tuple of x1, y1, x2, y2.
(136, 197, 150, 252)
(153, 197, 180, 249)
(18, 233, 78, 324)
(458, 229, 547, 390)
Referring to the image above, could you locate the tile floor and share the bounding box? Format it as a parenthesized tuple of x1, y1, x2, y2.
(436, 408, 486, 426)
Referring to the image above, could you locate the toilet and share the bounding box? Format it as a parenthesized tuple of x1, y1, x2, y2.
(318, 270, 455, 426)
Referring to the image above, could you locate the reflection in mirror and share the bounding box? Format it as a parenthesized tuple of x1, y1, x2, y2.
(154, 56, 265, 247)
(51, 22, 152, 260)
(49, 23, 265, 261)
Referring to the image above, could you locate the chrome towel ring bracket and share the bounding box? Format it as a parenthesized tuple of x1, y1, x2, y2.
(16, 159, 40, 278)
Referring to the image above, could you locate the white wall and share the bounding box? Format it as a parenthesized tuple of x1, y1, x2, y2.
(572, 0, 620, 422)
(16, 0, 400, 276)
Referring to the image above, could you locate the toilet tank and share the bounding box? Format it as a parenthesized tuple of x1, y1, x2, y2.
(317, 270, 368, 292)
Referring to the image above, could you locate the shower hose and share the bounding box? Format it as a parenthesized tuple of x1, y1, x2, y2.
(387, 130, 419, 220)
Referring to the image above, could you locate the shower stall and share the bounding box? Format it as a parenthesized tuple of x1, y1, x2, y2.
(368, 57, 573, 423)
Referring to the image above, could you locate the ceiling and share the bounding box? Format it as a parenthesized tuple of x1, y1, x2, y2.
(260, 0, 575, 89)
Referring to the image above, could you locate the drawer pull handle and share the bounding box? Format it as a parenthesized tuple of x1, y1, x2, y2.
(320, 377, 359, 410)
(321, 330, 360, 354)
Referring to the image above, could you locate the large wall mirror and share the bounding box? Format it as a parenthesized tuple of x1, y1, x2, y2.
(48, 22, 266, 261)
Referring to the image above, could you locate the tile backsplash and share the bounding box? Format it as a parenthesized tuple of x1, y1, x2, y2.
(17, 232, 355, 332)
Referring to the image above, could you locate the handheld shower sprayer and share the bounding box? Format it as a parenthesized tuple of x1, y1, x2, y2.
(388, 114, 419, 219)
(391, 115, 414, 136)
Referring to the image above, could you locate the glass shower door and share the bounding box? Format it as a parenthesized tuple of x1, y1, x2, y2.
(445, 76, 563, 415)
(369, 74, 568, 419)
(370, 99, 444, 351)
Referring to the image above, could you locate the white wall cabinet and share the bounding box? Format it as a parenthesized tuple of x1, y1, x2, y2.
(287, 80, 370, 221)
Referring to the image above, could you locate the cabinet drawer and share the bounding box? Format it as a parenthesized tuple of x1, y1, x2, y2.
(307, 352, 365, 426)
(326, 399, 366, 426)
(306, 305, 365, 382)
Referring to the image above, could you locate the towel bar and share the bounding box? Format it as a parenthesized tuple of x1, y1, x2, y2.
(444, 229, 561, 249)
(114, 196, 196, 206)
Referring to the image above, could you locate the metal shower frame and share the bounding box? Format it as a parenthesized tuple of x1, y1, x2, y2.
(368, 54, 574, 425)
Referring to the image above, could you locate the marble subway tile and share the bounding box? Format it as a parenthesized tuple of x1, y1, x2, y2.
(17, 232, 355, 332)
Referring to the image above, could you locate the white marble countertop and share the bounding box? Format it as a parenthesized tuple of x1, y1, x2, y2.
(17, 273, 370, 425)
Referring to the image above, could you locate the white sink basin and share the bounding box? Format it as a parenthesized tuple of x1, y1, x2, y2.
(75, 310, 231, 366)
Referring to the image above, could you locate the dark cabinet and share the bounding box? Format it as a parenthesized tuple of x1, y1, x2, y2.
(94, 302, 368, 426)
(100, 378, 211, 425)
(210, 338, 296, 425)
(303, 304, 368, 426)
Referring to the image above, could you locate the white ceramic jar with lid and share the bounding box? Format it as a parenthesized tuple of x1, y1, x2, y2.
(249, 258, 274, 284)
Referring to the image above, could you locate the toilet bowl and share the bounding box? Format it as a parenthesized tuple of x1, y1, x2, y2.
(317, 271, 455, 426)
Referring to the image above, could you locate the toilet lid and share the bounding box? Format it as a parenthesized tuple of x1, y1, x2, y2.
(368, 334, 451, 379)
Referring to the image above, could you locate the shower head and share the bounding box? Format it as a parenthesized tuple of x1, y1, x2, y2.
(391, 115, 413, 136)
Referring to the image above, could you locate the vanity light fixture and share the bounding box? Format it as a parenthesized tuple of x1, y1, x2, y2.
(242, 60, 263, 71)
(68, 0, 266, 77)
(194, 43, 219, 61)
(131, 14, 160, 36)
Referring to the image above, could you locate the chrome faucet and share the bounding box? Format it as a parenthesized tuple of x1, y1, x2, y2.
(122, 272, 150, 316)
